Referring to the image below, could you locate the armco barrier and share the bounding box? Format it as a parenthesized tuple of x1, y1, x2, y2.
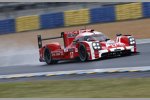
(16, 15, 40, 32)
(90, 6, 115, 23)
(64, 9, 90, 26)
(142, 2, 150, 18)
(0, 19, 15, 34)
(115, 3, 143, 20)
(40, 12, 64, 29)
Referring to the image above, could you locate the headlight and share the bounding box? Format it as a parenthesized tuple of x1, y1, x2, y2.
(93, 43, 96, 46)
(94, 47, 98, 49)
(96, 43, 99, 46)
(97, 47, 100, 49)
(92, 42, 101, 50)
(129, 37, 136, 45)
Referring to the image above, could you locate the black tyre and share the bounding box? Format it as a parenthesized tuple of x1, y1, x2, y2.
(44, 48, 52, 65)
(78, 44, 88, 62)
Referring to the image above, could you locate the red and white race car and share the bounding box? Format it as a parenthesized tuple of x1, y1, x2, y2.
(37, 29, 137, 64)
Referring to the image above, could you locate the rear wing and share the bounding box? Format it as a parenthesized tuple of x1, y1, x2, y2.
(37, 32, 64, 48)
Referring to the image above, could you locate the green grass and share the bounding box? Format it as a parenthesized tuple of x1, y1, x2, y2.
(0, 78, 150, 98)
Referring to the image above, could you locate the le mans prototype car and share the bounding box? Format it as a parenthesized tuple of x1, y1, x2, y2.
(37, 29, 137, 65)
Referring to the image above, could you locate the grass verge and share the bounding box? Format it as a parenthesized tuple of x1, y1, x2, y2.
(0, 78, 150, 98)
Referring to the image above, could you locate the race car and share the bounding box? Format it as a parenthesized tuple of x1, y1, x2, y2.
(37, 29, 137, 64)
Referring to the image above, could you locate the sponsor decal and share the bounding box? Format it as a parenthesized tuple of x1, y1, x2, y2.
(52, 51, 64, 56)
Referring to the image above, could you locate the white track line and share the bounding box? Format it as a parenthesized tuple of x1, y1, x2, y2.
(0, 66, 150, 79)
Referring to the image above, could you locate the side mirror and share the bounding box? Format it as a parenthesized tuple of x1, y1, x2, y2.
(116, 33, 122, 36)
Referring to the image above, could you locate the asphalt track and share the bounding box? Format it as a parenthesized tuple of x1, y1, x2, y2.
(0, 43, 150, 75)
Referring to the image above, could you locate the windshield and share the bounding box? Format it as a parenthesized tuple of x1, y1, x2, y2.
(84, 34, 109, 42)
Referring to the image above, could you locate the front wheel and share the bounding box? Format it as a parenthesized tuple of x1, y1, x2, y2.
(78, 44, 88, 62)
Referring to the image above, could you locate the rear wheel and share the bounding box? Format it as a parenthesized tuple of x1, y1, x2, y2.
(78, 44, 88, 62)
(44, 48, 58, 65)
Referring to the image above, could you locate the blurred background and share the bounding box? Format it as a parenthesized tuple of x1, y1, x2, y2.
(0, 2, 149, 34)
(0, 2, 126, 19)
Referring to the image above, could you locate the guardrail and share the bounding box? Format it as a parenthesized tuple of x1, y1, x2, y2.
(0, 2, 149, 35)
(0, 19, 15, 34)
(40, 12, 64, 29)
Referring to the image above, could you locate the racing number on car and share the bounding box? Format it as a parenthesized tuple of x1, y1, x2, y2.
(70, 52, 74, 58)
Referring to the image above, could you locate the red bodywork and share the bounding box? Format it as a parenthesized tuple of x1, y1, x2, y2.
(37, 29, 137, 64)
